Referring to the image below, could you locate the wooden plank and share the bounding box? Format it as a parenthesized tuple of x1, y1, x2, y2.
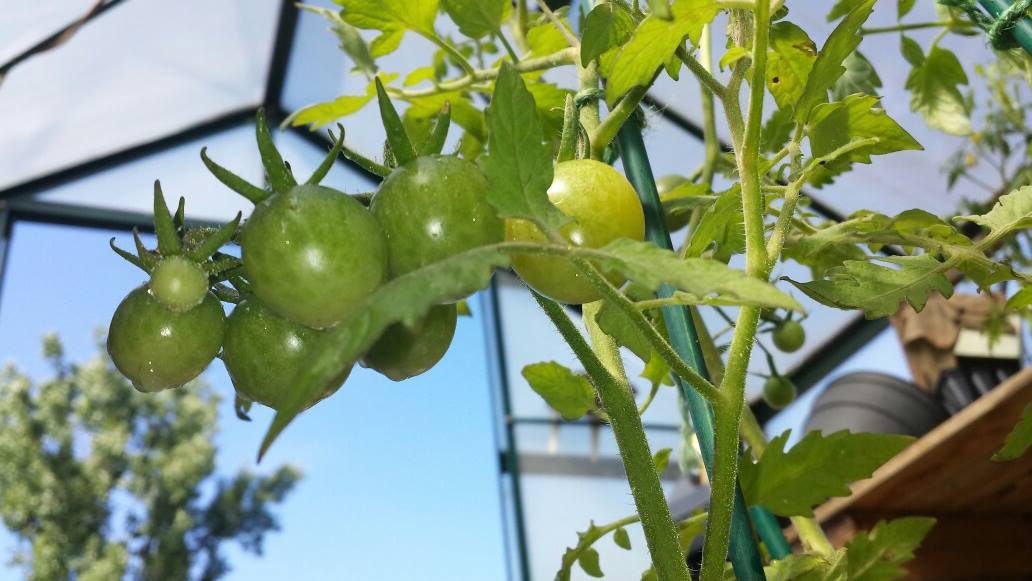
(813, 367, 1032, 520)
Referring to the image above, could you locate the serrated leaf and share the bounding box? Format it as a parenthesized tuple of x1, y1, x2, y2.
(258, 245, 511, 459)
(442, 0, 507, 39)
(796, 0, 876, 124)
(592, 239, 804, 311)
(766, 22, 818, 110)
(831, 51, 881, 101)
(787, 255, 952, 319)
(906, 45, 971, 135)
(522, 362, 595, 420)
(740, 430, 913, 517)
(581, 2, 635, 67)
(613, 527, 632, 550)
(846, 517, 935, 580)
(336, 0, 438, 37)
(653, 447, 672, 474)
(604, 0, 719, 105)
(807, 93, 922, 184)
(993, 402, 1032, 461)
(300, 5, 377, 76)
(578, 547, 604, 578)
(289, 95, 374, 128)
(527, 17, 571, 58)
(955, 185, 1032, 239)
(765, 550, 846, 581)
(686, 187, 744, 262)
(480, 63, 569, 232)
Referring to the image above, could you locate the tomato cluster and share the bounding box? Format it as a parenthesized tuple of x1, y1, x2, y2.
(106, 112, 503, 410)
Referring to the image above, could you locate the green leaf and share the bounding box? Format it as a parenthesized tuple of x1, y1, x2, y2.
(258, 244, 511, 460)
(595, 301, 653, 362)
(581, 2, 635, 67)
(591, 239, 804, 312)
(686, 187, 745, 262)
(827, 0, 863, 21)
(441, 0, 507, 39)
(905, 45, 971, 135)
(831, 51, 882, 101)
(336, 0, 438, 38)
(765, 550, 847, 581)
(766, 22, 818, 110)
(993, 403, 1032, 461)
(899, 35, 923, 67)
(613, 527, 632, 550)
(1006, 286, 1032, 311)
(720, 46, 750, 71)
(526, 17, 571, 58)
(955, 185, 1032, 239)
(761, 106, 796, 154)
(299, 5, 377, 76)
(578, 547, 604, 578)
(604, 0, 719, 105)
(845, 517, 935, 580)
(480, 63, 570, 232)
(521, 362, 596, 420)
(653, 447, 672, 474)
(898, 0, 917, 19)
(796, 0, 876, 124)
(740, 430, 913, 517)
(787, 255, 953, 319)
(807, 93, 922, 181)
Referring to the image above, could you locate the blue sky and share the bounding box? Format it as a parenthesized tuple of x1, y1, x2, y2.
(0, 221, 510, 580)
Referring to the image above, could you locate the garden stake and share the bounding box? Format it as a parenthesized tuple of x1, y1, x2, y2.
(979, 0, 1032, 55)
(616, 117, 771, 580)
(941, 0, 1032, 56)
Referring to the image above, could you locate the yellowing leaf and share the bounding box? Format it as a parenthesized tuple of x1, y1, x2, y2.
(955, 185, 1032, 239)
(288, 95, 374, 128)
(766, 22, 817, 109)
(336, 0, 438, 37)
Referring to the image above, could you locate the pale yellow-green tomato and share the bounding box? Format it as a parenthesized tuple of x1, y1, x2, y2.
(506, 159, 645, 304)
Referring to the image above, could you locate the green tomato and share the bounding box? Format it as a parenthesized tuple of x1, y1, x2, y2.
(222, 299, 352, 411)
(371, 155, 503, 276)
(762, 376, 797, 410)
(107, 285, 226, 393)
(656, 174, 692, 232)
(361, 304, 457, 381)
(506, 159, 645, 305)
(241, 184, 388, 329)
(148, 255, 209, 312)
(772, 320, 806, 353)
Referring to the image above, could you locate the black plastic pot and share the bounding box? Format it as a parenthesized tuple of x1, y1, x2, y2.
(804, 372, 948, 437)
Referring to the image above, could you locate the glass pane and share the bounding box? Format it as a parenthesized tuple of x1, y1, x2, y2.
(0, 1, 95, 63)
(0, 221, 508, 578)
(0, 0, 281, 190)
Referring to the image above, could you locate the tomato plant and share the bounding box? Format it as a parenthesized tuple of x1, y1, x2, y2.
(106, 1, 1032, 579)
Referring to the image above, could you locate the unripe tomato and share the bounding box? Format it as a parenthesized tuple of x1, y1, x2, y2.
(148, 255, 209, 312)
(656, 174, 693, 232)
(772, 320, 806, 353)
(762, 375, 797, 410)
(241, 184, 388, 329)
(371, 155, 503, 276)
(222, 299, 352, 410)
(506, 159, 645, 304)
(107, 286, 226, 392)
(361, 304, 457, 381)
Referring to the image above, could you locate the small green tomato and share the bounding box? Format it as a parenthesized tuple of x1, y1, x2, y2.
(148, 255, 210, 312)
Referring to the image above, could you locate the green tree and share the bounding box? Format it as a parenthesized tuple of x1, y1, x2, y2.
(0, 334, 300, 580)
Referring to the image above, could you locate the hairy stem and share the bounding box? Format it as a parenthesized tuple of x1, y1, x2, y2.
(533, 293, 690, 581)
(590, 86, 648, 159)
(701, 2, 770, 578)
(386, 48, 577, 99)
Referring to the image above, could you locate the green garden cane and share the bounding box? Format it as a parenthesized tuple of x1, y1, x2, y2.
(941, 0, 1032, 56)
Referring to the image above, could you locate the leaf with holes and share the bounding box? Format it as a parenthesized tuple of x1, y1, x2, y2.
(766, 21, 818, 110)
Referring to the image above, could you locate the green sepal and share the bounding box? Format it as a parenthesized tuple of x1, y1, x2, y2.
(374, 78, 416, 165)
(255, 108, 297, 193)
(152, 181, 182, 256)
(420, 102, 451, 155)
(307, 124, 347, 185)
(200, 147, 271, 204)
(206, 254, 242, 276)
(131, 228, 158, 270)
(109, 238, 149, 272)
(173, 196, 186, 231)
(341, 144, 392, 177)
(188, 212, 241, 262)
(212, 282, 243, 305)
(234, 394, 253, 421)
(556, 93, 578, 163)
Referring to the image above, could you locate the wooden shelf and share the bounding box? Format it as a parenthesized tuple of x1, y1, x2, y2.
(799, 367, 1032, 579)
